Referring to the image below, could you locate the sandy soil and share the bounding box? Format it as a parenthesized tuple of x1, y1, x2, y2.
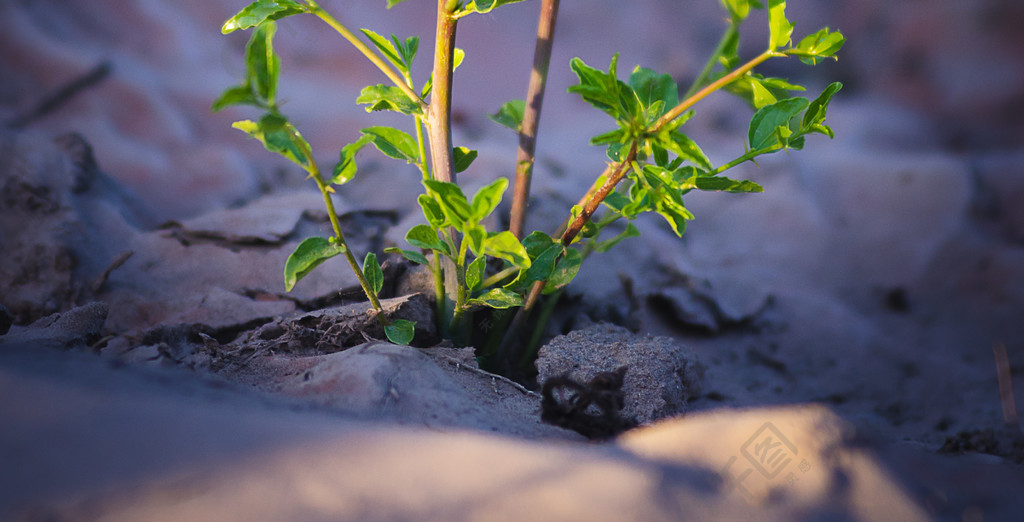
(2, 0, 1023, 520)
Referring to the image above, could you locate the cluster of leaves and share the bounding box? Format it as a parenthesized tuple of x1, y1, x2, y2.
(213, 0, 844, 354)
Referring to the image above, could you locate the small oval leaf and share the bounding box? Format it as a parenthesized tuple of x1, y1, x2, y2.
(384, 319, 416, 345)
(222, 0, 306, 34)
(284, 236, 346, 291)
(363, 252, 384, 295)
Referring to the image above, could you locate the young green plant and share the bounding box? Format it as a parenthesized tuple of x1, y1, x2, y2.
(214, 0, 845, 372)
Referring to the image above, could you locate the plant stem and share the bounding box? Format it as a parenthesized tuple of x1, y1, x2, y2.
(519, 286, 560, 368)
(426, 2, 458, 185)
(309, 164, 384, 314)
(682, 23, 738, 100)
(449, 239, 469, 333)
(304, 1, 427, 113)
(480, 266, 518, 289)
(509, 0, 560, 239)
(497, 144, 636, 368)
(558, 143, 637, 247)
(426, 0, 462, 330)
(653, 49, 775, 133)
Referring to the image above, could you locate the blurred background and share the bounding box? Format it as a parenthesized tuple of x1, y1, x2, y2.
(2, 0, 1021, 221)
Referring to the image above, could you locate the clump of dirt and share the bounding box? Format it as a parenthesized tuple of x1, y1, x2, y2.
(541, 366, 637, 439)
(536, 322, 704, 428)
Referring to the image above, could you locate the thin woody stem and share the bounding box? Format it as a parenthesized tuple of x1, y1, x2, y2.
(559, 145, 636, 247)
(682, 22, 739, 100)
(509, 0, 560, 239)
(308, 162, 384, 314)
(653, 49, 775, 133)
(497, 144, 636, 367)
(426, 0, 461, 333)
(304, 0, 427, 113)
(426, 1, 458, 184)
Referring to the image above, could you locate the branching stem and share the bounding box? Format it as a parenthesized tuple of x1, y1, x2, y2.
(304, 0, 427, 113)
(308, 160, 384, 315)
(653, 49, 775, 133)
(509, 0, 560, 238)
(682, 23, 739, 100)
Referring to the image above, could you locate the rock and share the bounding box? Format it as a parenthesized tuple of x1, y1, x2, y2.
(649, 275, 772, 332)
(0, 130, 152, 324)
(222, 341, 578, 440)
(0, 301, 108, 350)
(168, 190, 325, 244)
(618, 405, 931, 519)
(536, 323, 703, 426)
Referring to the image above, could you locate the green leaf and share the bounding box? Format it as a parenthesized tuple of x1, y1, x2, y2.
(453, 147, 478, 173)
(386, 0, 411, 8)
(361, 28, 405, 72)
(384, 319, 415, 345)
(488, 100, 526, 133)
(211, 85, 261, 112)
(525, 244, 562, 283)
(543, 247, 582, 294)
(454, 48, 466, 71)
(568, 55, 636, 123)
(284, 236, 345, 291)
(357, 84, 422, 115)
(363, 252, 384, 295)
(629, 66, 678, 119)
(750, 80, 777, 109)
(591, 128, 627, 146)
(406, 224, 449, 254)
(791, 28, 845, 65)
(801, 82, 842, 134)
(222, 0, 305, 34)
(470, 177, 508, 222)
(457, 0, 528, 16)
(423, 180, 473, 228)
(361, 126, 420, 164)
(606, 142, 627, 162)
(721, 0, 763, 21)
(484, 231, 531, 269)
(661, 132, 713, 171)
(394, 35, 419, 67)
(418, 194, 445, 228)
(466, 256, 487, 291)
(748, 97, 809, 149)
(385, 247, 429, 266)
(602, 191, 631, 214)
(767, 0, 794, 50)
(521, 230, 557, 259)
(594, 222, 640, 253)
(656, 200, 694, 237)
(464, 225, 486, 258)
(331, 135, 372, 185)
(245, 22, 280, 106)
(466, 288, 523, 309)
(232, 113, 310, 168)
(681, 170, 764, 193)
